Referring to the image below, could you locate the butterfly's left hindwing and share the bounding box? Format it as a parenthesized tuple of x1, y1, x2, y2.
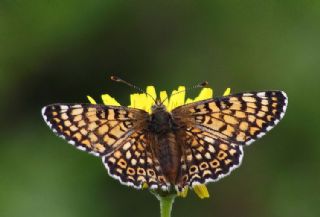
(102, 131, 170, 190)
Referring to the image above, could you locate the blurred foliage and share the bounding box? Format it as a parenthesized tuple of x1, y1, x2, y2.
(0, 1, 319, 217)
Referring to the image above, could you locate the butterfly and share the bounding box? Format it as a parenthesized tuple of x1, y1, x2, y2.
(42, 83, 288, 192)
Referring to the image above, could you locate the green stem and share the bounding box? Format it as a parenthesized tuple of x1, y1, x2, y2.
(159, 194, 176, 217)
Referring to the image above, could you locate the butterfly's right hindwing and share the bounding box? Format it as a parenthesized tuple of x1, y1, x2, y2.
(176, 127, 244, 190)
(172, 91, 288, 189)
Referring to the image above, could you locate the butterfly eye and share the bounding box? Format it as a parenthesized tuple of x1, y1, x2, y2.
(151, 104, 157, 111)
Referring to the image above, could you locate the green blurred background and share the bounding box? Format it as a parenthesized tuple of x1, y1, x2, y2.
(1, 1, 319, 217)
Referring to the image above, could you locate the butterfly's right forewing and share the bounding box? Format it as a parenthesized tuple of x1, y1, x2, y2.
(173, 91, 288, 146)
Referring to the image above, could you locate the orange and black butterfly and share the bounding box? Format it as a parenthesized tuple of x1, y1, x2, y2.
(42, 78, 288, 192)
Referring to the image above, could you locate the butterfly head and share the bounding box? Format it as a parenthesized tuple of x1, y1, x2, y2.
(152, 99, 167, 113)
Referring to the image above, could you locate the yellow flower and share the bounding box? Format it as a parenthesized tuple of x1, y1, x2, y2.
(87, 86, 231, 199)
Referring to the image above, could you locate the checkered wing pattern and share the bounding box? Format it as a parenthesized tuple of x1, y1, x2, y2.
(42, 104, 167, 189)
(173, 91, 287, 188)
(176, 128, 244, 190)
(102, 131, 170, 190)
(42, 104, 145, 156)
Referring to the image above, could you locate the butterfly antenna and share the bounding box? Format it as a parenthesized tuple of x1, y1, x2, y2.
(110, 75, 156, 102)
(160, 81, 209, 104)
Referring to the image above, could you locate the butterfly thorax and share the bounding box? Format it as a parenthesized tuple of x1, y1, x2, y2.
(148, 104, 181, 184)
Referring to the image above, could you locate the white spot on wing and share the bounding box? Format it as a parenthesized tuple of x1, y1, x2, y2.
(266, 126, 273, 131)
(191, 181, 201, 187)
(150, 184, 158, 190)
(257, 92, 266, 97)
(60, 105, 69, 110)
(72, 104, 82, 108)
(204, 136, 214, 143)
(246, 139, 256, 145)
(123, 142, 131, 151)
(126, 151, 131, 159)
(41, 106, 47, 117)
(257, 132, 265, 138)
(101, 156, 152, 190)
(281, 91, 288, 100)
(161, 185, 168, 191)
(199, 146, 244, 185)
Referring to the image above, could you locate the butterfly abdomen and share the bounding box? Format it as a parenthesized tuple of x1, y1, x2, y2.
(157, 132, 181, 184)
(149, 106, 181, 184)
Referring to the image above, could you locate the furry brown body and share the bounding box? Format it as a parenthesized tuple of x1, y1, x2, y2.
(148, 105, 182, 184)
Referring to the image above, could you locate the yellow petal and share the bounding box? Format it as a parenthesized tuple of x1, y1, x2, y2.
(193, 185, 210, 199)
(223, 88, 231, 96)
(146, 86, 157, 101)
(87, 95, 97, 104)
(142, 183, 149, 189)
(145, 86, 157, 113)
(101, 94, 121, 106)
(168, 86, 186, 111)
(193, 87, 213, 102)
(186, 97, 197, 104)
(140, 93, 149, 111)
(177, 187, 188, 198)
(129, 93, 148, 110)
(128, 93, 137, 108)
(160, 91, 169, 108)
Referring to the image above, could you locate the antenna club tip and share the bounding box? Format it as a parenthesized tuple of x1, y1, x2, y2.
(201, 81, 209, 87)
(110, 75, 120, 81)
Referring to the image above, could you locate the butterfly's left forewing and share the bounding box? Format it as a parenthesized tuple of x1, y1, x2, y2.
(172, 91, 287, 188)
(42, 104, 144, 156)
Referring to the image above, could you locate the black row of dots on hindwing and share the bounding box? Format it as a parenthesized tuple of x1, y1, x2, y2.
(104, 133, 143, 188)
(103, 132, 168, 190)
(200, 141, 243, 182)
(183, 130, 244, 186)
